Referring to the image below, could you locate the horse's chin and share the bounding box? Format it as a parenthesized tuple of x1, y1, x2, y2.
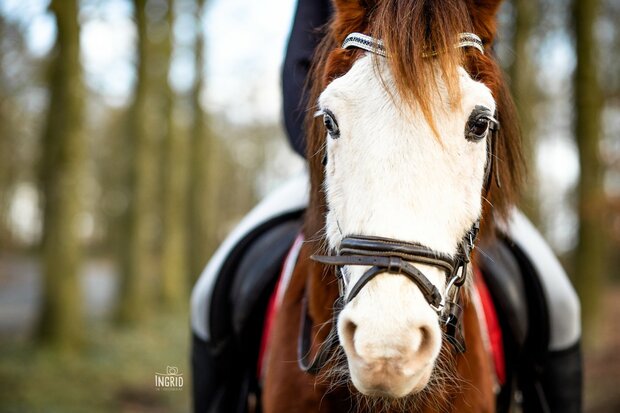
(348, 360, 434, 399)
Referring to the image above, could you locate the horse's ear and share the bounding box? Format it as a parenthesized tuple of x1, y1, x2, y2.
(467, 0, 505, 44)
(329, 0, 372, 43)
(331, 0, 375, 11)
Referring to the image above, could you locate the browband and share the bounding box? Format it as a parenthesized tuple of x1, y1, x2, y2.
(341, 33, 387, 57)
(342, 32, 485, 56)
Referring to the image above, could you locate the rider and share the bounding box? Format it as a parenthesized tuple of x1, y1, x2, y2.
(191, 0, 582, 411)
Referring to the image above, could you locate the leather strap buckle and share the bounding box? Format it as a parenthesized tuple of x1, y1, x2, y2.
(387, 257, 402, 273)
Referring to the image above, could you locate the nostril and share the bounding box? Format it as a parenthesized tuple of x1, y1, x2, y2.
(416, 325, 435, 357)
(340, 316, 358, 354)
(344, 318, 357, 342)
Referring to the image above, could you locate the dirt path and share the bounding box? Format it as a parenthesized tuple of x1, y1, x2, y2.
(584, 285, 620, 413)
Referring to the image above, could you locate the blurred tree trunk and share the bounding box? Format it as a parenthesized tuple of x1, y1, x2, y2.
(160, 0, 188, 307)
(0, 15, 10, 250)
(509, 0, 540, 225)
(37, 0, 84, 348)
(188, 0, 217, 281)
(117, 0, 157, 323)
(573, 0, 606, 338)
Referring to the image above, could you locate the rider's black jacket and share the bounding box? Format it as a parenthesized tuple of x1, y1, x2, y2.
(282, 0, 331, 157)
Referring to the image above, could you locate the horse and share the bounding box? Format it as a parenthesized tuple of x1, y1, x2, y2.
(261, 0, 524, 411)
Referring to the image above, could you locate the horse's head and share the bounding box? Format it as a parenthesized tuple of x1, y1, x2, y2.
(305, 0, 522, 400)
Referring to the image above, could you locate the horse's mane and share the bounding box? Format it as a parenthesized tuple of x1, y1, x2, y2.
(304, 0, 524, 244)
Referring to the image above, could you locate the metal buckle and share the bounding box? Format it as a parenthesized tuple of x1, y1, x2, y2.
(337, 267, 347, 297)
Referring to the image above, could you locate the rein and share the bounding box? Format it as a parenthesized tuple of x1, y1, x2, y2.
(297, 31, 496, 375)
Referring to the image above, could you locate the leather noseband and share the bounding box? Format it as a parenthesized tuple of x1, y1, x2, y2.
(298, 223, 479, 374)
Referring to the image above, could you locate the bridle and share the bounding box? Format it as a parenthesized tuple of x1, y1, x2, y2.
(298, 32, 499, 374)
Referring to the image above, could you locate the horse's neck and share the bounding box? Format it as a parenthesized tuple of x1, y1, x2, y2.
(305, 248, 341, 327)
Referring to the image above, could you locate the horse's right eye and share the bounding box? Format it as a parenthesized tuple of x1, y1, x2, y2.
(468, 117, 490, 140)
(465, 105, 496, 142)
(323, 109, 340, 139)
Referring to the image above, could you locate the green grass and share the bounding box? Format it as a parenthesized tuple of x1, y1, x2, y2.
(0, 310, 192, 413)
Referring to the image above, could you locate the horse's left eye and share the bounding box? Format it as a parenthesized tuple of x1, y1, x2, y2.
(465, 106, 495, 141)
(323, 109, 340, 139)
